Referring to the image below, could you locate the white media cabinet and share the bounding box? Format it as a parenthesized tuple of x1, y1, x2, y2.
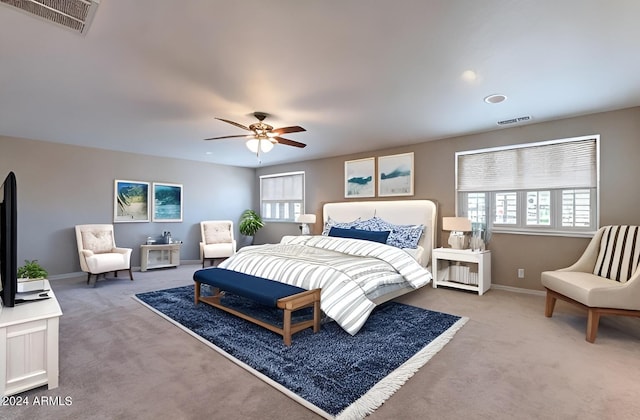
(0, 280, 62, 396)
(140, 243, 181, 271)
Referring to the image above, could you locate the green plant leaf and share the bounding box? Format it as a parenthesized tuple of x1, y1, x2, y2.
(239, 209, 264, 236)
(17, 259, 48, 279)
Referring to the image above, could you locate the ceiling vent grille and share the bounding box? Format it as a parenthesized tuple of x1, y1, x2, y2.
(1, 0, 100, 35)
(497, 115, 531, 126)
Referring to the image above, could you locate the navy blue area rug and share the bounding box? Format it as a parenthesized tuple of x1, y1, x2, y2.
(134, 285, 467, 420)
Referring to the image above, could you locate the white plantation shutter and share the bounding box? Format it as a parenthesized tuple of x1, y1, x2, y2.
(260, 172, 305, 221)
(456, 135, 599, 235)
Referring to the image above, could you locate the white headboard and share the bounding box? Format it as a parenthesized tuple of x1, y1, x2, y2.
(323, 199, 438, 266)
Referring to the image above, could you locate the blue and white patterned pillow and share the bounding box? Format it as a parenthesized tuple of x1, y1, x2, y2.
(353, 216, 424, 249)
(353, 216, 393, 232)
(387, 224, 424, 249)
(321, 216, 362, 235)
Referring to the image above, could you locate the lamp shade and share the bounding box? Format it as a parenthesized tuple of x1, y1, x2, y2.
(442, 217, 472, 232)
(296, 214, 316, 224)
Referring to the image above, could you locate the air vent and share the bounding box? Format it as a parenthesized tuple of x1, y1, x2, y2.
(497, 116, 531, 126)
(1, 0, 100, 35)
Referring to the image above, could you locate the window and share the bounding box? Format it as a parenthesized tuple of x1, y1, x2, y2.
(260, 171, 305, 222)
(456, 135, 599, 236)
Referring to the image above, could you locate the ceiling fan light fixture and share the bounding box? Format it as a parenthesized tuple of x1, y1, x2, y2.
(246, 138, 274, 154)
(207, 112, 306, 150)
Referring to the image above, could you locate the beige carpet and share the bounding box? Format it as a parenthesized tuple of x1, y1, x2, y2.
(3, 264, 640, 420)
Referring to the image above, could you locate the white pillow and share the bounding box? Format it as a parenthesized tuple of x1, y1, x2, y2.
(204, 223, 232, 244)
(81, 230, 113, 254)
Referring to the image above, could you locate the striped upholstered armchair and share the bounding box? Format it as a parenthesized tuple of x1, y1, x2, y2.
(542, 225, 640, 342)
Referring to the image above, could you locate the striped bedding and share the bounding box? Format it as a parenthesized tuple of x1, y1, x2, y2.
(218, 235, 432, 335)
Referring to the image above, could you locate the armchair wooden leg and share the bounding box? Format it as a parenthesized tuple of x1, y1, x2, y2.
(128, 269, 134, 281)
(202, 258, 215, 268)
(545, 290, 557, 317)
(586, 309, 600, 343)
(88, 273, 98, 288)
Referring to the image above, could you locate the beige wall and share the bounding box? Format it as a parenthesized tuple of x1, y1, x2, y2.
(2, 106, 638, 285)
(256, 107, 640, 291)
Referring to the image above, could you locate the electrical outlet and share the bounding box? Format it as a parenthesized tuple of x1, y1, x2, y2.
(517, 268, 525, 278)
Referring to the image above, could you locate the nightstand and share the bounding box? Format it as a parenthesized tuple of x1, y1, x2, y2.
(432, 248, 491, 295)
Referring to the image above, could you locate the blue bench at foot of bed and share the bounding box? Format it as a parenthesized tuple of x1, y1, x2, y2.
(193, 267, 321, 346)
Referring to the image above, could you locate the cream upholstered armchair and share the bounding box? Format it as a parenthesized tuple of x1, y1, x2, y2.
(75, 224, 133, 286)
(200, 220, 236, 268)
(542, 225, 640, 342)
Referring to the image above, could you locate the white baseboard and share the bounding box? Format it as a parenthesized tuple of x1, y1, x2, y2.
(48, 261, 202, 281)
(491, 284, 545, 296)
(48, 271, 86, 280)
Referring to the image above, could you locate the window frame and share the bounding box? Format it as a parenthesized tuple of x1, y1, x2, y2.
(259, 171, 306, 223)
(455, 135, 600, 238)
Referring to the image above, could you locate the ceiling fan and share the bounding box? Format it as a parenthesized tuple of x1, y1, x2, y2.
(205, 112, 306, 155)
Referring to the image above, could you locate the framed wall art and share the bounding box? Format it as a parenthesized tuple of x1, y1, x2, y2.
(114, 180, 150, 223)
(344, 157, 375, 198)
(152, 182, 183, 222)
(378, 152, 414, 197)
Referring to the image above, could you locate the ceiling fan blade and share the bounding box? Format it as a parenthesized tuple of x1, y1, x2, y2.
(215, 118, 252, 131)
(204, 134, 250, 141)
(271, 125, 306, 135)
(274, 136, 307, 148)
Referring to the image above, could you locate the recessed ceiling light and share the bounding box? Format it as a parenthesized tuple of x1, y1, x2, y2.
(484, 94, 507, 104)
(205, 151, 213, 155)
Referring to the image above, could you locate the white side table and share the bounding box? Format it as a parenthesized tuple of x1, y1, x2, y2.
(432, 248, 491, 295)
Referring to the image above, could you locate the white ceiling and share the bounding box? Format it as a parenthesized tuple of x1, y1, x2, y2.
(1, 0, 639, 168)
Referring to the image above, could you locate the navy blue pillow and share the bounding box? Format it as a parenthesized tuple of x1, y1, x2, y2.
(328, 227, 390, 244)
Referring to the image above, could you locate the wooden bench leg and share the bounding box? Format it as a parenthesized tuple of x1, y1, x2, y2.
(313, 299, 321, 333)
(283, 309, 292, 346)
(194, 281, 201, 305)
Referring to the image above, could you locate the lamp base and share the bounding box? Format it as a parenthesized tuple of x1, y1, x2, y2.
(301, 224, 310, 235)
(448, 232, 468, 249)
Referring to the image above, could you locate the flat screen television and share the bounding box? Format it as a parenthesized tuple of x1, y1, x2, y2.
(0, 171, 17, 307)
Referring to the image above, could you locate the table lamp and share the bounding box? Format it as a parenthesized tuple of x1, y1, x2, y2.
(442, 217, 472, 249)
(295, 214, 316, 235)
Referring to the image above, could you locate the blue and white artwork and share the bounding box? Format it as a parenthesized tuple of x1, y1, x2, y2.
(378, 152, 414, 196)
(114, 180, 149, 222)
(345, 157, 375, 198)
(152, 183, 183, 222)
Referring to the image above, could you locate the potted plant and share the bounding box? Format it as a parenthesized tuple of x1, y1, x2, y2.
(238, 209, 264, 247)
(17, 259, 48, 280)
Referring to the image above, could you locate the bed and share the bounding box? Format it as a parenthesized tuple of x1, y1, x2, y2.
(218, 199, 438, 335)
